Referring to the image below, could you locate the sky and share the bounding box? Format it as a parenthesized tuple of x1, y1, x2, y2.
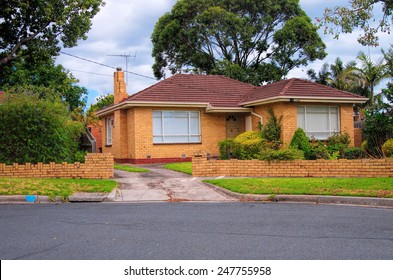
(56, 0, 392, 107)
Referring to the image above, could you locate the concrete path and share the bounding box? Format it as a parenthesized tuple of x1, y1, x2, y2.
(111, 165, 235, 202)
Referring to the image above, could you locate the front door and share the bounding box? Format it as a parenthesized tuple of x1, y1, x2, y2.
(226, 114, 244, 138)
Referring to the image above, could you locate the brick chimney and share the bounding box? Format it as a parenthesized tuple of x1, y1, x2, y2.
(114, 67, 128, 104)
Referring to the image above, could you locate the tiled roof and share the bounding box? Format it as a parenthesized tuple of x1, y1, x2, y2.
(241, 78, 366, 104)
(124, 74, 256, 107)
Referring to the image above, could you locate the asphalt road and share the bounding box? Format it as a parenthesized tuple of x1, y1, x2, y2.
(0, 202, 392, 260)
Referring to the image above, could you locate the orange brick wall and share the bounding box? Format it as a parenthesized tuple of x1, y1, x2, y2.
(192, 154, 393, 178)
(104, 107, 227, 162)
(101, 102, 357, 163)
(0, 154, 114, 179)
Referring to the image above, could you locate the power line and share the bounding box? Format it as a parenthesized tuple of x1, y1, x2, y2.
(108, 52, 137, 84)
(66, 68, 112, 77)
(60, 51, 156, 80)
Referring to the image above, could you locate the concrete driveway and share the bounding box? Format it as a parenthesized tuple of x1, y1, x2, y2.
(112, 165, 235, 202)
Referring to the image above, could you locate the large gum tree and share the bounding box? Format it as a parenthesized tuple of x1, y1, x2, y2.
(151, 0, 326, 85)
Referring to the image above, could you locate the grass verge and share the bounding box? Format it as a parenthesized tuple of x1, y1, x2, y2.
(163, 162, 192, 175)
(114, 164, 149, 173)
(204, 177, 393, 198)
(0, 178, 118, 200)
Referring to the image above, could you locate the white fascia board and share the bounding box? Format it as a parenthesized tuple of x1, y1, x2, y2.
(205, 107, 253, 113)
(240, 96, 368, 107)
(96, 101, 209, 117)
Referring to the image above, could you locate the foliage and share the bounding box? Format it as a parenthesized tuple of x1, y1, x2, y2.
(308, 141, 331, 160)
(326, 132, 351, 157)
(320, 0, 393, 46)
(218, 138, 235, 159)
(0, 0, 105, 66)
(259, 108, 282, 144)
(230, 131, 266, 160)
(232, 138, 267, 160)
(355, 51, 389, 106)
(382, 139, 393, 157)
(151, 0, 326, 85)
(363, 104, 393, 157)
(0, 92, 84, 164)
(307, 57, 361, 93)
(256, 148, 304, 161)
(86, 94, 114, 126)
(1, 58, 88, 111)
(344, 147, 367, 159)
(289, 128, 311, 158)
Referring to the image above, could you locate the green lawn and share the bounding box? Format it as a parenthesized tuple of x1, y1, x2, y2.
(0, 178, 118, 200)
(114, 164, 149, 173)
(163, 162, 192, 175)
(204, 177, 393, 198)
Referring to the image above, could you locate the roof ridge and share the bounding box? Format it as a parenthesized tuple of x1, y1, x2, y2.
(293, 78, 366, 98)
(281, 78, 296, 96)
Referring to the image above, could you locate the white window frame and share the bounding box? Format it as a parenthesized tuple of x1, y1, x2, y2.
(106, 116, 114, 145)
(153, 110, 201, 144)
(297, 105, 340, 140)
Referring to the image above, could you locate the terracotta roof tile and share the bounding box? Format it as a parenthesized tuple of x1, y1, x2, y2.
(125, 74, 256, 107)
(241, 78, 366, 104)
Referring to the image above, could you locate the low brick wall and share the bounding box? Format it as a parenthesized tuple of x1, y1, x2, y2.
(0, 154, 114, 179)
(192, 154, 393, 178)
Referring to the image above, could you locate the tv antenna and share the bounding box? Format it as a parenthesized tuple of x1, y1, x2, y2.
(107, 52, 137, 84)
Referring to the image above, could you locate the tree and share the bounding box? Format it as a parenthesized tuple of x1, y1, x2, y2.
(321, 0, 393, 46)
(0, 57, 88, 111)
(0, 89, 84, 164)
(0, 0, 105, 66)
(355, 51, 389, 106)
(308, 57, 360, 92)
(86, 94, 114, 126)
(151, 0, 326, 85)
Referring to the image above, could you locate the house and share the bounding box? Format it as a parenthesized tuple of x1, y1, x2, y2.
(96, 68, 367, 164)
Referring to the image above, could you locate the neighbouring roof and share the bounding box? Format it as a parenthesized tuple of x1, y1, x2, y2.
(97, 74, 367, 116)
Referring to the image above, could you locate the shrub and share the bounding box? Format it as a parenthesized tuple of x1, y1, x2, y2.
(326, 132, 351, 157)
(256, 148, 304, 161)
(382, 139, 393, 157)
(308, 141, 330, 160)
(363, 105, 393, 157)
(233, 138, 268, 160)
(344, 147, 367, 159)
(0, 93, 84, 164)
(259, 108, 282, 143)
(233, 130, 261, 142)
(289, 128, 311, 158)
(218, 139, 235, 159)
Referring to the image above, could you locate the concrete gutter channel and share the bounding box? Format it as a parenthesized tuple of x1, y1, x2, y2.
(1, 183, 393, 208)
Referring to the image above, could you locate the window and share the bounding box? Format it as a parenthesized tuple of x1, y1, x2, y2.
(153, 111, 201, 143)
(297, 106, 340, 139)
(106, 116, 114, 145)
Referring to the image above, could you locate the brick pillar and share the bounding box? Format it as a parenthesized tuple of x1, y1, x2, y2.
(114, 68, 128, 104)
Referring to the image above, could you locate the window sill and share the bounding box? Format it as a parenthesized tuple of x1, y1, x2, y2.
(105, 144, 112, 147)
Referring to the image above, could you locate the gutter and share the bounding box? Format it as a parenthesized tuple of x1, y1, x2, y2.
(240, 96, 369, 107)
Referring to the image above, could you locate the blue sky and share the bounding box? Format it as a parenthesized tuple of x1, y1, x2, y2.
(56, 0, 392, 107)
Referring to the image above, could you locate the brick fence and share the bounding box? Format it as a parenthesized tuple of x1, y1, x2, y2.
(0, 154, 114, 179)
(192, 154, 393, 178)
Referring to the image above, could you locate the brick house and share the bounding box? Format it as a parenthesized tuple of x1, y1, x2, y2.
(97, 68, 367, 164)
